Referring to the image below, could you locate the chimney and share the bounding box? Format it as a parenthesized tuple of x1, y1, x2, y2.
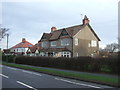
(22, 38, 26, 43)
(83, 15, 90, 25)
(51, 27, 57, 33)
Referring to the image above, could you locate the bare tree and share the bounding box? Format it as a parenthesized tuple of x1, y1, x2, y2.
(0, 25, 9, 41)
(104, 43, 118, 53)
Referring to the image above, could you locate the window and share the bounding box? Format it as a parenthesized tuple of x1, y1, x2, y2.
(61, 39, 70, 46)
(91, 40, 97, 47)
(41, 41, 48, 47)
(61, 52, 71, 57)
(40, 52, 45, 56)
(75, 38, 78, 45)
(76, 53, 79, 57)
(51, 41, 56, 46)
(61, 30, 68, 36)
(28, 45, 32, 47)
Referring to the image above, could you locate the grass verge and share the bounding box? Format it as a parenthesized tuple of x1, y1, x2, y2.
(2, 62, 119, 87)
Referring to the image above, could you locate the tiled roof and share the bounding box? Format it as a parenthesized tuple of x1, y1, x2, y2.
(11, 40, 33, 49)
(40, 24, 85, 41)
(49, 30, 62, 40)
(40, 24, 100, 41)
(27, 43, 40, 53)
(40, 33, 52, 41)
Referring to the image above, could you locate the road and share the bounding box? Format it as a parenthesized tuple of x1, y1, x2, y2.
(0, 65, 114, 89)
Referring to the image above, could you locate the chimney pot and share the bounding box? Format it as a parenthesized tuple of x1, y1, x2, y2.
(83, 15, 90, 25)
(51, 27, 57, 33)
(22, 38, 26, 43)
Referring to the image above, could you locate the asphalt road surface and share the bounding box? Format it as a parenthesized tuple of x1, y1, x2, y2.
(0, 65, 115, 89)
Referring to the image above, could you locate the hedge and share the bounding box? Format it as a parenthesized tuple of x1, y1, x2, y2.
(14, 56, 119, 74)
(2, 55, 16, 63)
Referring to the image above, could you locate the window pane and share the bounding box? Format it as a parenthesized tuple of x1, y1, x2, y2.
(41, 41, 48, 47)
(91, 40, 97, 47)
(51, 41, 56, 46)
(67, 55, 69, 57)
(61, 39, 70, 46)
(75, 38, 78, 45)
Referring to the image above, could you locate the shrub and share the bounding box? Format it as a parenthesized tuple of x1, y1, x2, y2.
(14, 56, 118, 74)
(2, 54, 16, 63)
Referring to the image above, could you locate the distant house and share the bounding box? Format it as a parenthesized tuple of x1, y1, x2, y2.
(26, 43, 40, 56)
(39, 15, 100, 57)
(3, 49, 10, 55)
(9, 38, 33, 55)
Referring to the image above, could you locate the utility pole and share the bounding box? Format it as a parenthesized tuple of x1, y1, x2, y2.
(6, 33, 9, 49)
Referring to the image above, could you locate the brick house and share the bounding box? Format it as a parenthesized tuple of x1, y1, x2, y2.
(10, 38, 33, 55)
(39, 15, 100, 57)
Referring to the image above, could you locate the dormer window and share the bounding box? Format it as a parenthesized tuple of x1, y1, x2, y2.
(61, 29, 68, 36)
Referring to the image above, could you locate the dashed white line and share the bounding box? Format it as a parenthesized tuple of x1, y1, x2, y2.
(22, 70, 42, 76)
(0, 73, 9, 78)
(7, 67, 17, 70)
(32, 72, 42, 76)
(55, 78, 101, 89)
(17, 81, 37, 90)
(22, 70, 33, 74)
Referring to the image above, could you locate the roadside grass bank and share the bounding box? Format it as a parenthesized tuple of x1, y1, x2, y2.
(2, 62, 119, 87)
(2, 56, 119, 75)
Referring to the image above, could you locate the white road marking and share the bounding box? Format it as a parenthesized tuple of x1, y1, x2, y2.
(55, 78, 101, 89)
(32, 72, 42, 76)
(17, 81, 37, 90)
(22, 70, 33, 74)
(22, 70, 42, 76)
(7, 67, 17, 70)
(0, 73, 9, 78)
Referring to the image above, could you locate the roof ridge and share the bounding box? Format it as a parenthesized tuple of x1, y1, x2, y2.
(53, 24, 83, 32)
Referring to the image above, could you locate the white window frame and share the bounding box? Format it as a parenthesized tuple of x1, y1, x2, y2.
(75, 38, 78, 45)
(61, 52, 71, 57)
(51, 41, 56, 46)
(91, 40, 97, 47)
(40, 52, 45, 56)
(76, 53, 79, 57)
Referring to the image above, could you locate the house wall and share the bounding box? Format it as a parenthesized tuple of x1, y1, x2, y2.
(40, 41, 50, 49)
(50, 38, 73, 51)
(73, 25, 99, 57)
(10, 48, 28, 54)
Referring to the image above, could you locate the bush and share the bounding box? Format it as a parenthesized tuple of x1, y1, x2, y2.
(2, 54, 16, 63)
(14, 56, 119, 74)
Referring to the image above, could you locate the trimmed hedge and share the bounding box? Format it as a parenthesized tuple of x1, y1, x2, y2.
(2, 55, 16, 63)
(14, 56, 119, 74)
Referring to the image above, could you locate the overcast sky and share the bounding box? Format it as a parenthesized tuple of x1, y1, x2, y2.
(0, 0, 118, 49)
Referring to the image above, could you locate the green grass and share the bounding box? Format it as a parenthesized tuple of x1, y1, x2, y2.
(2, 62, 119, 87)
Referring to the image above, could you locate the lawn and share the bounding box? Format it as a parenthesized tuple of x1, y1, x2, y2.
(2, 62, 119, 87)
